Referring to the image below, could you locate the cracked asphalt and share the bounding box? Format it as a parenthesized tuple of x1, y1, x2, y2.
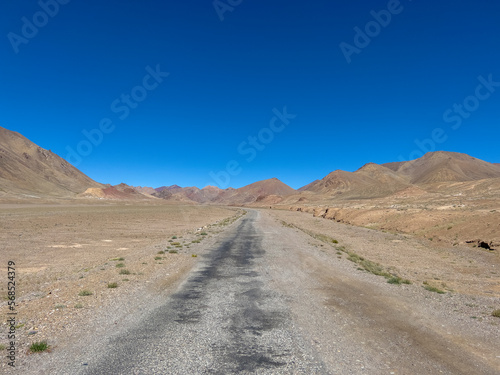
(74, 210, 327, 374)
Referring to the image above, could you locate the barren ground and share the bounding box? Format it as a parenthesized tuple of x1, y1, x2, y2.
(1, 204, 499, 374)
(269, 209, 500, 298)
(281, 190, 500, 250)
(0, 203, 243, 370)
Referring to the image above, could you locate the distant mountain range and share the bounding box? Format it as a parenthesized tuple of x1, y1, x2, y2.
(1, 125, 500, 204)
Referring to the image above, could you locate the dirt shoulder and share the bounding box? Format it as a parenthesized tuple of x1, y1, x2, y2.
(268, 208, 500, 298)
(260, 209, 500, 374)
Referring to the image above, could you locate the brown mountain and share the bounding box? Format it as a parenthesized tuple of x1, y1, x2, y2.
(296, 151, 500, 202)
(153, 185, 225, 203)
(155, 185, 182, 192)
(0, 126, 102, 198)
(81, 183, 154, 200)
(174, 186, 225, 204)
(298, 179, 320, 192)
(221, 177, 295, 205)
(4, 127, 498, 206)
(133, 186, 157, 195)
(384, 151, 500, 184)
(301, 164, 410, 199)
(154, 178, 296, 205)
(302, 170, 373, 195)
(353, 163, 410, 195)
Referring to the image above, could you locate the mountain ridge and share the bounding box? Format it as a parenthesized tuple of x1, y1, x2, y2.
(2, 127, 500, 205)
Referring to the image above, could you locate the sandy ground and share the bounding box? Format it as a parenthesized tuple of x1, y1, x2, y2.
(0, 203, 243, 370)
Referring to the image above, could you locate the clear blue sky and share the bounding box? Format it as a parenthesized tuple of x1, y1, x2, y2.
(1, 0, 499, 189)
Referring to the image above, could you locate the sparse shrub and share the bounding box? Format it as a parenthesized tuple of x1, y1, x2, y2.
(387, 277, 411, 285)
(332, 239, 339, 244)
(0, 344, 6, 350)
(54, 304, 66, 309)
(115, 263, 125, 268)
(154, 256, 162, 260)
(423, 285, 445, 294)
(169, 250, 178, 254)
(492, 309, 500, 318)
(171, 242, 181, 246)
(111, 257, 125, 261)
(192, 254, 197, 257)
(122, 278, 129, 282)
(107, 282, 118, 289)
(78, 290, 93, 296)
(157, 251, 165, 254)
(348, 252, 391, 278)
(30, 341, 49, 353)
(74, 303, 83, 309)
(387, 276, 403, 285)
(200, 232, 207, 236)
(119, 269, 131, 275)
(172, 236, 177, 239)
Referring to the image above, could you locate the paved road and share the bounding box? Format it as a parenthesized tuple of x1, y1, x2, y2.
(78, 210, 327, 374)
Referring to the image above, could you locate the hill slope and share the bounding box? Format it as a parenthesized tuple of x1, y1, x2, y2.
(383, 151, 500, 184)
(299, 152, 500, 200)
(300, 164, 409, 199)
(0, 126, 103, 197)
